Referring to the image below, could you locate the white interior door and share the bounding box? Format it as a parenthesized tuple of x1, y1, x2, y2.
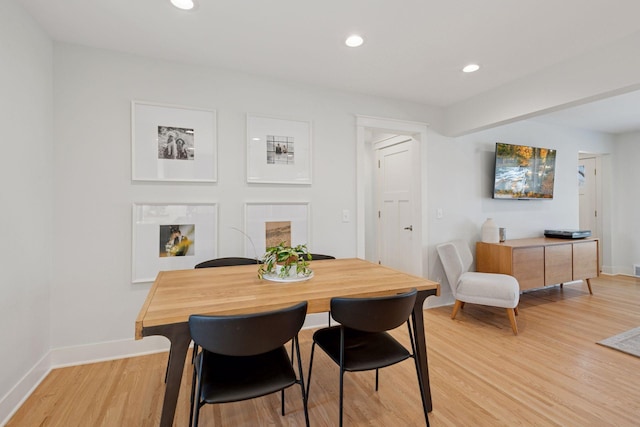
(376, 139, 420, 275)
(579, 155, 602, 271)
(579, 157, 597, 233)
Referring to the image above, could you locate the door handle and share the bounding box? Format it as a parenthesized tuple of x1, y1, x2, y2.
(404, 225, 413, 231)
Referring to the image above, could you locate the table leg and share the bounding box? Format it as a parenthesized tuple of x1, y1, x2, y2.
(145, 323, 191, 427)
(411, 290, 435, 415)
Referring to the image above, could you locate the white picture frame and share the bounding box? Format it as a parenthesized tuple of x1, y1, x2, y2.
(132, 203, 218, 283)
(244, 202, 310, 258)
(132, 101, 217, 182)
(246, 114, 312, 184)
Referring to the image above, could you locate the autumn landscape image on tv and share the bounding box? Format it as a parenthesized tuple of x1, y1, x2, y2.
(493, 143, 556, 199)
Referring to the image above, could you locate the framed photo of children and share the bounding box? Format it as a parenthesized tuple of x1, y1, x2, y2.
(246, 114, 312, 184)
(132, 203, 218, 283)
(244, 202, 310, 259)
(132, 101, 217, 182)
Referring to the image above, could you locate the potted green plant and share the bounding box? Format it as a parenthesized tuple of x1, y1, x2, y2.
(258, 242, 312, 279)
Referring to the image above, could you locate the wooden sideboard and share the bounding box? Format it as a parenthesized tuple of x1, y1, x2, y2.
(476, 237, 599, 293)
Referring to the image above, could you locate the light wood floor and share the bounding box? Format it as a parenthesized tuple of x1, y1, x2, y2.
(7, 275, 640, 426)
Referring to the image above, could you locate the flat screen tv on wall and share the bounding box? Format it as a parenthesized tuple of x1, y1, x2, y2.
(493, 142, 556, 199)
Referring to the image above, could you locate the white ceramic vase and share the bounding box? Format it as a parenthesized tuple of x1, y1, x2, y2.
(481, 218, 500, 243)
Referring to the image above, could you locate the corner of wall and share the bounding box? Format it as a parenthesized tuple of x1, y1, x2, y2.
(0, 352, 51, 426)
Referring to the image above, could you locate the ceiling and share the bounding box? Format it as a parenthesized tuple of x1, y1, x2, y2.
(532, 89, 640, 135)
(17, 0, 640, 134)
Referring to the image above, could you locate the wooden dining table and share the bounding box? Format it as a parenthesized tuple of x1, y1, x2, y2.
(135, 258, 440, 427)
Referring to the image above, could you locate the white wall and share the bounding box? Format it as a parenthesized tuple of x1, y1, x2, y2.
(28, 41, 624, 354)
(0, 1, 53, 422)
(427, 120, 614, 301)
(49, 43, 442, 350)
(611, 131, 640, 275)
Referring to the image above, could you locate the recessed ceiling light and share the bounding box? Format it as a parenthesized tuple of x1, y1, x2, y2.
(171, 0, 195, 10)
(345, 34, 364, 48)
(462, 64, 480, 73)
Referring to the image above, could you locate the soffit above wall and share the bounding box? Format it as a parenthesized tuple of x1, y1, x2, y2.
(16, 0, 640, 135)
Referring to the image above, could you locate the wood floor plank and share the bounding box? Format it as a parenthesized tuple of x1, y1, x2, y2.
(7, 275, 640, 426)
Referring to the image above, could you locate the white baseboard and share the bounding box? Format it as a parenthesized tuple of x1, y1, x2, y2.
(303, 312, 331, 329)
(0, 336, 170, 426)
(0, 316, 326, 426)
(47, 314, 329, 369)
(50, 335, 170, 369)
(601, 265, 637, 276)
(0, 307, 439, 425)
(426, 296, 450, 309)
(601, 264, 615, 275)
(0, 352, 50, 427)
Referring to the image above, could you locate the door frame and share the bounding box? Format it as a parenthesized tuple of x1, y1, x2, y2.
(356, 115, 429, 277)
(578, 153, 603, 271)
(375, 136, 421, 275)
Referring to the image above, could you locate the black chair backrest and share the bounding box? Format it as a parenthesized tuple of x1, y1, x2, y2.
(330, 289, 417, 333)
(309, 254, 336, 260)
(194, 257, 260, 269)
(189, 301, 308, 356)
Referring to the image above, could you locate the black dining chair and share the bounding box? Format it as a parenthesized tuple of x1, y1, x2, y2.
(194, 256, 261, 268)
(189, 301, 310, 427)
(308, 254, 336, 325)
(164, 256, 263, 383)
(286, 252, 338, 367)
(193, 257, 262, 360)
(308, 253, 336, 261)
(306, 288, 429, 426)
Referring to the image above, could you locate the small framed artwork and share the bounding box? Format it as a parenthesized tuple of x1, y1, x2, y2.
(246, 114, 312, 184)
(578, 165, 585, 187)
(244, 202, 310, 258)
(132, 203, 218, 283)
(132, 101, 217, 182)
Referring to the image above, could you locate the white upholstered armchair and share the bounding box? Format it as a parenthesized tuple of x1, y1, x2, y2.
(436, 240, 520, 335)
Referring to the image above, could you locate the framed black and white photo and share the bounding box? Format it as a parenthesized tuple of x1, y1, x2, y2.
(244, 202, 310, 258)
(132, 101, 217, 182)
(132, 203, 218, 283)
(246, 114, 312, 184)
